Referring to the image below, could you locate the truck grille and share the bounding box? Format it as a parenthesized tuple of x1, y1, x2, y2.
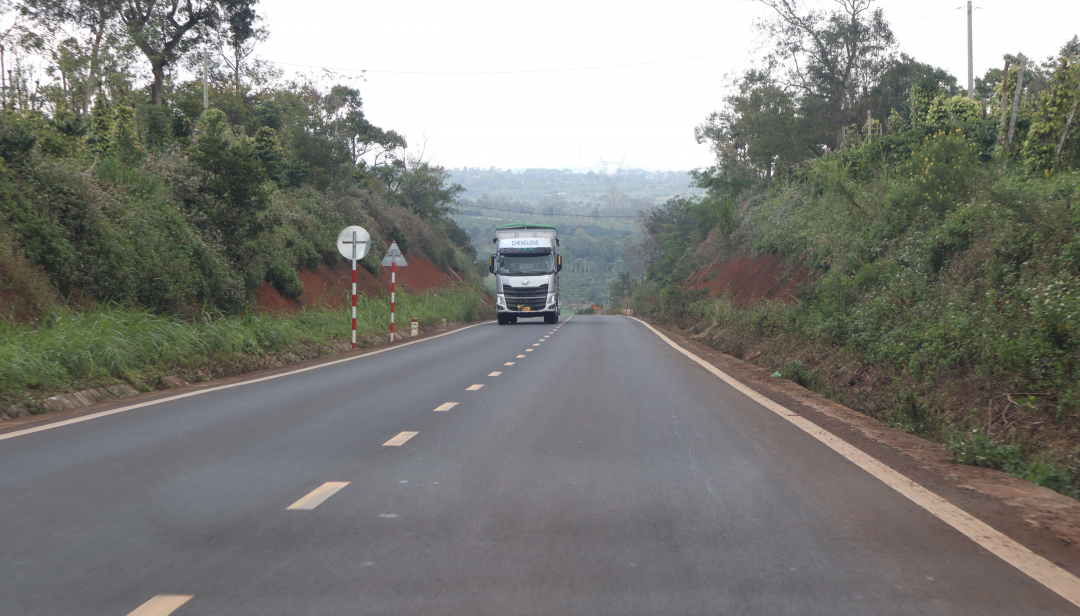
(503, 284, 548, 311)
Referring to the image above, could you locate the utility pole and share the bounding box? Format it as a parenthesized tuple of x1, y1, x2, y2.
(967, 1, 974, 99)
(202, 49, 209, 110)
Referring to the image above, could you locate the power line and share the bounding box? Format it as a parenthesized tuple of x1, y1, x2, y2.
(268, 49, 753, 76)
(977, 7, 1055, 25)
(895, 7, 962, 24)
(457, 204, 640, 219)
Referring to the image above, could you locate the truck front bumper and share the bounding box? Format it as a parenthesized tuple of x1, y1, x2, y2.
(496, 294, 558, 315)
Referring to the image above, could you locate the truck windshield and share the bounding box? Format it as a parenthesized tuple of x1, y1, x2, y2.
(496, 254, 554, 275)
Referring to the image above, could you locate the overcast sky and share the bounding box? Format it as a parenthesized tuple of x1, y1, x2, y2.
(254, 0, 1080, 172)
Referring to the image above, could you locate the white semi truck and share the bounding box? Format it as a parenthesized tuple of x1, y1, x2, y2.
(488, 224, 562, 325)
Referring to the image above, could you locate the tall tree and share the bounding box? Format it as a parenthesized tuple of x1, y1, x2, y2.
(754, 0, 896, 147)
(18, 0, 124, 113)
(121, 0, 256, 105)
(214, 0, 263, 95)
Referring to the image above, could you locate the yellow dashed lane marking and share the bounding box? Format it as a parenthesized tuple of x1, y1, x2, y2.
(434, 402, 458, 412)
(488, 371, 502, 376)
(383, 431, 418, 446)
(516, 355, 526, 358)
(127, 595, 193, 616)
(532, 343, 540, 347)
(467, 384, 484, 391)
(504, 362, 515, 366)
(287, 482, 350, 510)
(525, 349, 534, 352)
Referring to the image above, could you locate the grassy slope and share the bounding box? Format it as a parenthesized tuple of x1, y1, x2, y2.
(1, 285, 492, 410)
(627, 134, 1080, 498)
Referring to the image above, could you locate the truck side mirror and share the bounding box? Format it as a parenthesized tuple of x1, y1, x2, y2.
(557, 254, 563, 272)
(488, 255, 495, 274)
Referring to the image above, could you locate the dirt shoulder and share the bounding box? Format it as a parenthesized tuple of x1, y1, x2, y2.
(646, 318, 1080, 577)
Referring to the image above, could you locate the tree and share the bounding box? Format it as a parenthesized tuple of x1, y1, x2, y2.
(214, 0, 264, 95)
(696, 69, 808, 184)
(121, 0, 256, 105)
(319, 85, 405, 167)
(18, 0, 131, 113)
(753, 0, 896, 148)
(870, 53, 957, 126)
(188, 108, 270, 251)
(392, 159, 463, 220)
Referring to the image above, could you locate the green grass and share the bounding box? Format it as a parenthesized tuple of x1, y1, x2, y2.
(0, 285, 490, 399)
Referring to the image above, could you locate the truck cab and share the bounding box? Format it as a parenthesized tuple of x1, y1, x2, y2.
(488, 224, 562, 325)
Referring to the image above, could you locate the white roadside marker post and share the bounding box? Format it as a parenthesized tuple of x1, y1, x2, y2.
(337, 226, 370, 349)
(411, 318, 418, 337)
(380, 241, 408, 342)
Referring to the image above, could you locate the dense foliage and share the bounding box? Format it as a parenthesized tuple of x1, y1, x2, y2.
(0, 1, 479, 322)
(621, 1, 1080, 496)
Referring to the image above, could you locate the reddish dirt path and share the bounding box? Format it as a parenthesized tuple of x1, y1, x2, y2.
(687, 253, 808, 304)
(255, 254, 458, 313)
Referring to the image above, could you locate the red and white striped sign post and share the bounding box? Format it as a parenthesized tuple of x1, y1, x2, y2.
(381, 242, 408, 342)
(336, 226, 370, 348)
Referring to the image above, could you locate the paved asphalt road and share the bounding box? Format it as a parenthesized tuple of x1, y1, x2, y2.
(1, 316, 1078, 615)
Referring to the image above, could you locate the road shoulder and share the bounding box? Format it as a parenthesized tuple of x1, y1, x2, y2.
(642, 317, 1080, 578)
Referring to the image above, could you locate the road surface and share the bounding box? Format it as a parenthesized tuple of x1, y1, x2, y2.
(1, 316, 1078, 615)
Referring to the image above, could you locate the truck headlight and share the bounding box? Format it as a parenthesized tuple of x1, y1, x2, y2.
(496, 294, 506, 306)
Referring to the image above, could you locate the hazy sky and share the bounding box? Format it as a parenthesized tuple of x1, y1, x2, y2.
(254, 0, 1080, 172)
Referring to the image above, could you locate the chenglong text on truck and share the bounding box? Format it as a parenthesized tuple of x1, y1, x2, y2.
(488, 224, 562, 325)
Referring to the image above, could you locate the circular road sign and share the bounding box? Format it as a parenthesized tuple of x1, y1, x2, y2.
(337, 226, 371, 260)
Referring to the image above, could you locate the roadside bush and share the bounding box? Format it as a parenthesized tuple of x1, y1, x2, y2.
(773, 360, 820, 390)
(948, 430, 1078, 497)
(903, 130, 982, 214)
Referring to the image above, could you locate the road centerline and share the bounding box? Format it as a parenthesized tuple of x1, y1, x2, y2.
(504, 362, 515, 366)
(287, 482, 350, 510)
(466, 384, 484, 391)
(488, 372, 502, 377)
(127, 595, 193, 616)
(434, 402, 458, 412)
(383, 432, 418, 446)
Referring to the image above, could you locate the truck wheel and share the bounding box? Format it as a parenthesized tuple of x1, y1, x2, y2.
(509, 316, 518, 324)
(497, 314, 509, 325)
(544, 312, 558, 324)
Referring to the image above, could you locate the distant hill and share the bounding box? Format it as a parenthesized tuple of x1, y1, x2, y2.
(449, 167, 703, 216)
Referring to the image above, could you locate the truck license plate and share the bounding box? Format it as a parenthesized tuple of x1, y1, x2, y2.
(522, 307, 531, 311)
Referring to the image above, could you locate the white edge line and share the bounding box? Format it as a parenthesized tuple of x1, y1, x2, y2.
(629, 316, 1080, 609)
(0, 321, 493, 442)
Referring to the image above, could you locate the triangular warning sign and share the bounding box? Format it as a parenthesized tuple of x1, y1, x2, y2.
(381, 241, 408, 267)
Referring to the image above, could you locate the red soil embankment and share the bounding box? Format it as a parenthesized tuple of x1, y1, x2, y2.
(687, 253, 808, 304)
(255, 254, 459, 313)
